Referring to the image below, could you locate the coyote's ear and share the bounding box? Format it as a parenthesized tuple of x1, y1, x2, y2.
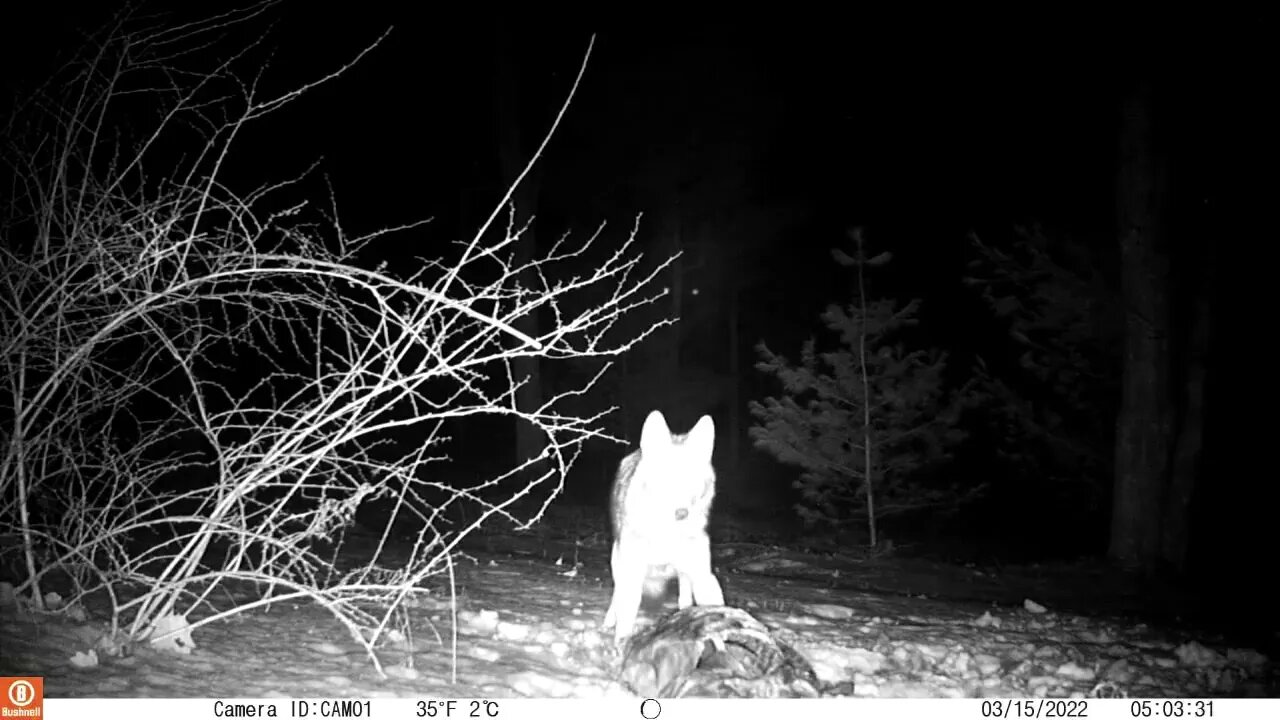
(685, 414, 715, 463)
(639, 410, 672, 452)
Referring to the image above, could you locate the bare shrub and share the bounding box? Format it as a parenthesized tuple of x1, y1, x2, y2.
(0, 4, 669, 675)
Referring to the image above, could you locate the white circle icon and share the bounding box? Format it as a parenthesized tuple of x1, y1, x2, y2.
(7, 680, 36, 707)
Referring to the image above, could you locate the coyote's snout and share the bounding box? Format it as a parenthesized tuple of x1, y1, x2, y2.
(602, 409, 725, 642)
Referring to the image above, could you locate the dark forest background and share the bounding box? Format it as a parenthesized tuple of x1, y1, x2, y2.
(2, 4, 1266, 638)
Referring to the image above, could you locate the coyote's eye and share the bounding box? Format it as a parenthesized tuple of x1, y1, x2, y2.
(674, 507, 689, 521)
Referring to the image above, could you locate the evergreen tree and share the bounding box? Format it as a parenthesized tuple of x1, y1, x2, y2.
(963, 228, 1120, 513)
(749, 231, 967, 545)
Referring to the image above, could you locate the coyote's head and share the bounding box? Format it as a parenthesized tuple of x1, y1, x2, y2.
(625, 410, 717, 529)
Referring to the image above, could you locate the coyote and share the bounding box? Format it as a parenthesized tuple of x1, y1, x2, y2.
(603, 409, 725, 642)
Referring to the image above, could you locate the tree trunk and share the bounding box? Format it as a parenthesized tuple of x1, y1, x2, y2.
(1109, 81, 1173, 571)
(1161, 244, 1213, 571)
(727, 278, 741, 484)
(492, 24, 546, 477)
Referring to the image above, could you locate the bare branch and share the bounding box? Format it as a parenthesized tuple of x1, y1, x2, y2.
(1, 11, 664, 678)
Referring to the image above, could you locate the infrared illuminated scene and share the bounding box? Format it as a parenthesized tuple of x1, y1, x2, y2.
(0, 1, 1271, 700)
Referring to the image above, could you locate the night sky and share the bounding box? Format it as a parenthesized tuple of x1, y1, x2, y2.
(4, 7, 1194, 237)
(3, 7, 1234, 259)
(2, 3, 1266, 630)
